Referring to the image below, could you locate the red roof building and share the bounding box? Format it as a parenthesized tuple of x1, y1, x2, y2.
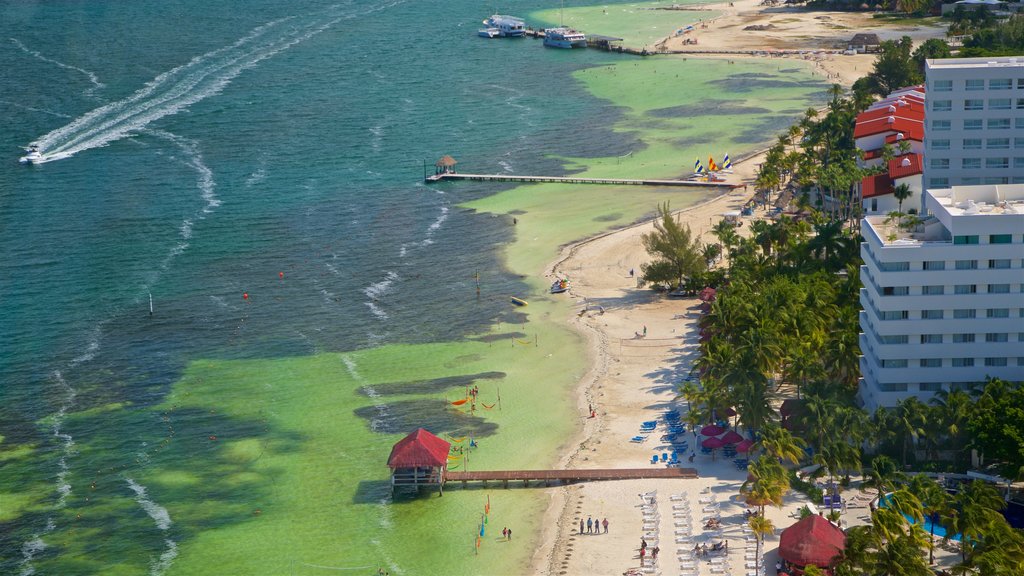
(779, 515, 847, 571)
(388, 428, 451, 469)
(887, 153, 922, 180)
(860, 173, 893, 200)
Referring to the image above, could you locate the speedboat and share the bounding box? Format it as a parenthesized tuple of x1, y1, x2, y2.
(543, 27, 586, 48)
(19, 145, 42, 165)
(484, 15, 526, 37)
(479, 27, 500, 38)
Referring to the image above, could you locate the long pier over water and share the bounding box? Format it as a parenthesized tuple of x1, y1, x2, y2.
(426, 172, 737, 188)
(443, 467, 699, 489)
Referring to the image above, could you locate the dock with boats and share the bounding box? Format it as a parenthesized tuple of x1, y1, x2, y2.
(425, 172, 737, 188)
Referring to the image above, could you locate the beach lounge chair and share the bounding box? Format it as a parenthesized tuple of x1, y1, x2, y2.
(631, 435, 647, 443)
(670, 493, 687, 502)
(651, 455, 660, 464)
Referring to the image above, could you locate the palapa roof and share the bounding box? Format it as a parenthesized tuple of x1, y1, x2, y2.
(849, 33, 880, 45)
(779, 515, 846, 568)
(435, 155, 458, 167)
(387, 428, 451, 468)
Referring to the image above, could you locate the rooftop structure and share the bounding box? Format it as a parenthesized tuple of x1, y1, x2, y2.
(858, 184, 1024, 411)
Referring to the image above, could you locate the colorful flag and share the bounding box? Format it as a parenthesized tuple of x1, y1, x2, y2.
(723, 153, 732, 169)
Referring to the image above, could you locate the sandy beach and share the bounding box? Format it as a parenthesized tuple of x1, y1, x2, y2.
(526, 3, 951, 574)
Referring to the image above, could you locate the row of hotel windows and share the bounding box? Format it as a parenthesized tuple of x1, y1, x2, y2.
(931, 78, 1022, 91)
(930, 157, 1024, 169)
(931, 98, 1024, 111)
(880, 358, 1023, 368)
(930, 138, 1024, 150)
(929, 176, 1024, 186)
(877, 332, 1024, 344)
(930, 118, 1022, 130)
(880, 284, 1019, 295)
(878, 308, 1018, 320)
(877, 259, 1017, 271)
(876, 381, 1011, 393)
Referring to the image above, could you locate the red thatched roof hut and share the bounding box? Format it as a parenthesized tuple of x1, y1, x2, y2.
(778, 515, 846, 572)
(388, 428, 451, 495)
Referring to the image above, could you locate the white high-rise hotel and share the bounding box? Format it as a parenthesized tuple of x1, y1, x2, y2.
(859, 57, 1024, 411)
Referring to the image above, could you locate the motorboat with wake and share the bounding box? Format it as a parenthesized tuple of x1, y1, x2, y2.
(19, 144, 42, 165)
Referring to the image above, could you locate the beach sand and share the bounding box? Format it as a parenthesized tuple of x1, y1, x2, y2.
(525, 4, 953, 573)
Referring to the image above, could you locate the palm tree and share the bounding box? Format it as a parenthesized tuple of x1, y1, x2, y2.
(929, 389, 972, 467)
(893, 182, 913, 217)
(946, 480, 1007, 565)
(894, 397, 929, 466)
(861, 455, 905, 505)
(749, 514, 774, 573)
(755, 423, 806, 465)
(907, 474, 951, 565)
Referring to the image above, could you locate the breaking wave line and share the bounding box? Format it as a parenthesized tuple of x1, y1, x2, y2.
(126, 478, 176, 576)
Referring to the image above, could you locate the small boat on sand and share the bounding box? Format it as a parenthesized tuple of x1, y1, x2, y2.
(550, 278, 569, 293)
(510, 297, 529, 306)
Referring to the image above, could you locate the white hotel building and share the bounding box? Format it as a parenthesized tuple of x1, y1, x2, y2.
(858, 184, 1024, 411)
(923, 57, 1024, 193)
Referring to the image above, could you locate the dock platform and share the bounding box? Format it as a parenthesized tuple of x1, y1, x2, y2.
(444, 467, 698, 488)
(425, 173, 736, 188)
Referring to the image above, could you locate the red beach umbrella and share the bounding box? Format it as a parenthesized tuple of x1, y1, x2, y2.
(735, 439, 755, 453)
(701, 424, 725, 436)
(721, 430, 744, 445)
(702, 437, 726, 449)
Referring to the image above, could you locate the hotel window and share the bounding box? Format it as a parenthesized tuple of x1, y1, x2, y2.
(922, 310, 944, 320)
(964, 119, 983, 130)
(989, 284, 1010, 294)
(1020, 358, 1024, 366)
(990, 98, 1012, 110)
(920, 359, 942, 368)
(952, 358, 975, 367)
(1017, 138, 1024, 149)
(922, 285, 944, 295)
(932, 120, 951, 131)
(930, 158, 950, 170)
(882, 335, 909, 344)
(923, 260, 945, 271)
(964, 138, 982, 150)
(880, 261, 910, 272)
(882, 310, 909, 320)
(1017, 98, 1024, 109)
(989, 118, 1011, 130)
(990, 234, 1012, 244)
(988, 138, 1010, 149)
(953, 333, 975, 343)
(930, 139, 950, 150)
(933, 79, 952, 91)
(881, 383, 909, 392)
(882, 286, 909, 296)
(985, 358, 1008, 367)
(966, 79, 985, 91)
(986, 157, 1010, 169)
(1019, 78, 1024, 89)
(954, 235, 979, 245)
(920, 382, 943, 392)
(920, 334, 943, 344)
(1018, 118, 1024, 129)
(929, 177, 949, 187)
(989, 259, 1011, 269)
(984, 177, 1009, 185)
(881, 359, 908, 368)
(963, 177, 982, 185)
(955, 260, 978, 270)
(986, 333, 1009, 342)
(987, 308, 1010, 318)
(954, 309, 977, 319)
(991, 78, 1012, 90)
(1015, 158, 1024, 169)
(964, 99, 984, 111)
(954, 284, 977, 294)
(1014, 177, 1024, 184)
(933, 100, 952, 112)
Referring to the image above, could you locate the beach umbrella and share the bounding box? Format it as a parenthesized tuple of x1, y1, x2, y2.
(701, 424, 725, 436)
(702, 437, 726, 449)
(720, 407, 737, 417)
(721, 430, 744, 445)
(735, 439, 754, 453)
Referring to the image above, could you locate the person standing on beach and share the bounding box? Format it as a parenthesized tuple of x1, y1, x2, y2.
(507, 528, 512, 540)
(579, 519, 585, 534)
(587, 517, 593, 533)
(602, 518, 609, 533)
(643, 325, 647, 337)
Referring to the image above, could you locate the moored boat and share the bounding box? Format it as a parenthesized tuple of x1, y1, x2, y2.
(478, 27, 500, 38)
(483, 15, 526, 37)
(543, 27, 586, 49)
(510, 296, 529, 307)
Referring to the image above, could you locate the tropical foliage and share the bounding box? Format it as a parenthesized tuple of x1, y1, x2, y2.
(639, 202, 710, 290)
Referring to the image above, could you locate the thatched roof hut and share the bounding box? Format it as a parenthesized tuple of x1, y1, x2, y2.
(435, 155, 458, 168)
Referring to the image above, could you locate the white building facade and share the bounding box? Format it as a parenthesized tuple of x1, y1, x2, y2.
(923, 57, 1024, 195)
(858, 184, 1024, 411)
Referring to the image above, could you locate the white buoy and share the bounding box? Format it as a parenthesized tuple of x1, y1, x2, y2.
(149, 293, 154, 316)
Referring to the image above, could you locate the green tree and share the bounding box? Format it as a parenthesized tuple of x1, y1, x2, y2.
(857, 36, 921, 97)
(749, 514, 774, 574)
(861, 455, 906, 505)
(755, 423, 806, 465)
(966, 379, 1024, 479)
(911, 39, 951, 74)
(640, 202, 706, 290)
(907, 474, 951, 565)
(893, 182, 913, 216)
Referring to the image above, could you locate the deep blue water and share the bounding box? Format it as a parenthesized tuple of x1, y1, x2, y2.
(1, 0, 639, 571)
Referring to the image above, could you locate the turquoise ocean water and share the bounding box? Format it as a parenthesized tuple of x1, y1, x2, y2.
(0, 1, 828, 573)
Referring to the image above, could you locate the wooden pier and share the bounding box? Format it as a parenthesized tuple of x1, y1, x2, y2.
(425, 173, 737, 188)
(443, 467, 698, 489)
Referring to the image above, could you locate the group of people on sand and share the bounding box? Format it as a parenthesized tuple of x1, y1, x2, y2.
(580, 516, 608, 534)
(639, 539, 659, 565)
(692, 540, 727, 557)
(703, 517, 722, 530)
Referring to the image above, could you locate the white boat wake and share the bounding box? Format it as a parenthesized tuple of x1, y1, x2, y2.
(125, 478, 177, 576)
(10, 37, 106, 98)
